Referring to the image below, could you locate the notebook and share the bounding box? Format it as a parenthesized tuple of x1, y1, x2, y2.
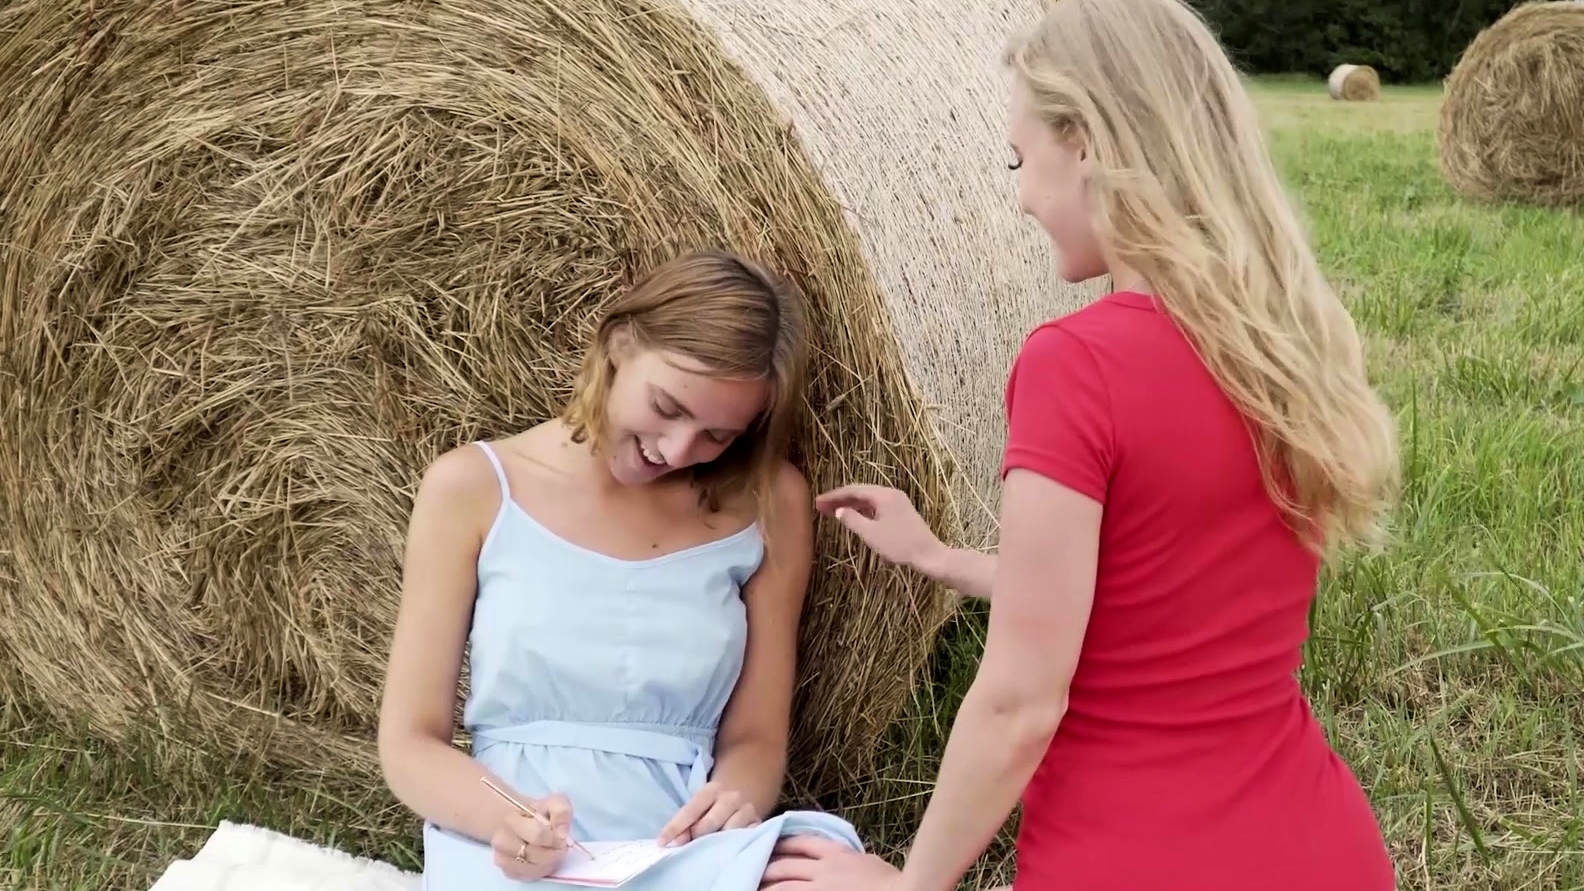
(544, 840, 679, 888)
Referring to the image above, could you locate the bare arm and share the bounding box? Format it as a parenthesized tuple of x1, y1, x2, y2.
(376, 446, 526, 844)
(895, 470, 1100, 891)
(658, 463, 814, 843)
(711, 464, 814, 810)
(914, 545, 997, 601)
(815, 483, 997, 601)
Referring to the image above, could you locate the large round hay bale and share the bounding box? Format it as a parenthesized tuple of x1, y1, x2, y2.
(1327, 63, 1381, 101)
(1437, 0, 1584, 207)
(0, 0, 1095, 797)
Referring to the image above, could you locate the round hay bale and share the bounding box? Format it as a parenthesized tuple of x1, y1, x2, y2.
(1327, 63, 1381, 101)
(1437, 0, 1584, 207)
(0, 0, 1095, 796)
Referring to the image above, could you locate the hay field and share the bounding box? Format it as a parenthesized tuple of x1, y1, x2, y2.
(4, 78, 1583, 891)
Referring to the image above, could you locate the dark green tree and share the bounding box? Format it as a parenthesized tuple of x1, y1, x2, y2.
(1190, 0, 1528, 82)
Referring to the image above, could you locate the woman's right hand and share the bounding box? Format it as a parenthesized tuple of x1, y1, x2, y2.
(814, 484, 945, 569)
(489, 793, 574, 881)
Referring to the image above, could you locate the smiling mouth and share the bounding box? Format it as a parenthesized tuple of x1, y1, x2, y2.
(637, 439, 667, 469)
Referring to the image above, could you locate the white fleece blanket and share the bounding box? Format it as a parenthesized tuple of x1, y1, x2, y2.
(148, 821, 421, 891)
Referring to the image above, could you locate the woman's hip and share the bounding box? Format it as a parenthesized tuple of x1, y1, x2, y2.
(1013, 764, 1393, 891)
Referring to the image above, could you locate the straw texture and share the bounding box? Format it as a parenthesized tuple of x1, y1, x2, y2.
(0, 0, 1088, 799)
(686, 1, 1093, 542)
(1438, 1, 1584, 207)
(1327, 64, 1381, 101)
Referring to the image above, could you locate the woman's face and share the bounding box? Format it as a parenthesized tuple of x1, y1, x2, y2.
(601, 340, 768, 487)
(1007, 80, 1108, 284)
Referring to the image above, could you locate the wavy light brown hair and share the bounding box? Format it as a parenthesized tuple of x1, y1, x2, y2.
(562, 249, 809, 523)
(1005, 0, 1401, 553)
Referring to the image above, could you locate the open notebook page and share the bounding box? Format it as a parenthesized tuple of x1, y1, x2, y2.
(545, 840, 679, 888)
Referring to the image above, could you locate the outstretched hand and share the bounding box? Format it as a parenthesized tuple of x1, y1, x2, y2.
(758, 835, 902, 891)
(814, 484, 944, 569)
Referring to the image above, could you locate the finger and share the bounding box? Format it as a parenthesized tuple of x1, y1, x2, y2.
(814, 483, 868, 504)
(768, 837, 816, 857)
(813, 489, 863, 512)
(539, 792, 574, 838)
(721, 806, 759, 831)
(657, 787, 716, 845)
(760, 855, 818, 884)
(494, 837, 557, 875)
(687, 797, 739, 837)
(506, 813, 561, 850)
(494, 848, 524, 878)
(813, 494, 860, 516)
(833, 506, 879, 534)
(814, 485, 887, 515)
(656, 807, 699, 846)
(492, 844, 515, 874)
(757, 878, 807, 890)
(525, 842, 568, 868)
(771, 835, 850, 859)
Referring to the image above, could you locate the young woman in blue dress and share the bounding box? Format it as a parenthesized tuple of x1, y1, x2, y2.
(376, 250, 862, 890)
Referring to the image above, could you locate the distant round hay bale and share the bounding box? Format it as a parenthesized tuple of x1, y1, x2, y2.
(1327, 63, 1381, 101)
(0, 0, 1092, 795)
(1437, 0, 1584, 207)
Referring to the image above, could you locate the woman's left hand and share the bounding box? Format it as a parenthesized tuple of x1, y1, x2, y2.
(657, 781, 761, 846)
(759, 835, 903, 891)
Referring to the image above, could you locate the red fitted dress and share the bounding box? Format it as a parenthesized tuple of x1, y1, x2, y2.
(999, 290, 1396, 891)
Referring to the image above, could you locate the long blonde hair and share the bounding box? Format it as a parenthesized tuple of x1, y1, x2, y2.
(1005, 0, 1399, 554)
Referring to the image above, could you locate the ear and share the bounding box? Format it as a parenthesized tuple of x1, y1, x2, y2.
(606, 324, 635, 365)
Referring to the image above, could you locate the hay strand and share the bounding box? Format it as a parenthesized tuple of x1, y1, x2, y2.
(1327, 63, 1381, 101)
(0, 0, 1082, 802)
(1437, 0, 1584, 207)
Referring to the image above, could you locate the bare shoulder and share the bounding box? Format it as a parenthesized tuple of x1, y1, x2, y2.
(738, 461, 813, 610)
(413, 442, 502, 527)
(770, 460, 812, 511)
(761, 460, 814, 562)
(491, 421, 584, 490)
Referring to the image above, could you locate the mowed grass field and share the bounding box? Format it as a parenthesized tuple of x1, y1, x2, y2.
(4, 77, 1581, 890)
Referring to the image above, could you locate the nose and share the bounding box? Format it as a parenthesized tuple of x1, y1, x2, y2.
(655, 428, 700, 469)
(659, 428, 704, 467)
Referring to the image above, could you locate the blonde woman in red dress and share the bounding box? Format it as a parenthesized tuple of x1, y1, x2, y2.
(760, 0, 1401, 889)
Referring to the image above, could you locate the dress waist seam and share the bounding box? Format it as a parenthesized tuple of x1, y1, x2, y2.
(472, 719, 714, 742)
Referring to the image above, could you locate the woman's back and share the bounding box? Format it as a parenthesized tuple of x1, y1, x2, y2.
(1006, 291, 1394, 890)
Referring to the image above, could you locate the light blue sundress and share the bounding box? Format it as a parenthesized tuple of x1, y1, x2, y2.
(420, 441, 864, 890)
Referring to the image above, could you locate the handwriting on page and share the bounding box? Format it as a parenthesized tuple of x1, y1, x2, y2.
(547, 840, 677, 887)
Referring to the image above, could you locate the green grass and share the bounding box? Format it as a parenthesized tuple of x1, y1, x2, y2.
(4, 77, 1582, 891)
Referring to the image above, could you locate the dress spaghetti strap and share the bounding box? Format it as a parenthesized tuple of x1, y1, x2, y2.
(472, 441, 510, 500)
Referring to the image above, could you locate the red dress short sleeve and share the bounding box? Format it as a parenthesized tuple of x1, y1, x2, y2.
(1000, 323, 1114, 504)
(999, 291, 1395, 891)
